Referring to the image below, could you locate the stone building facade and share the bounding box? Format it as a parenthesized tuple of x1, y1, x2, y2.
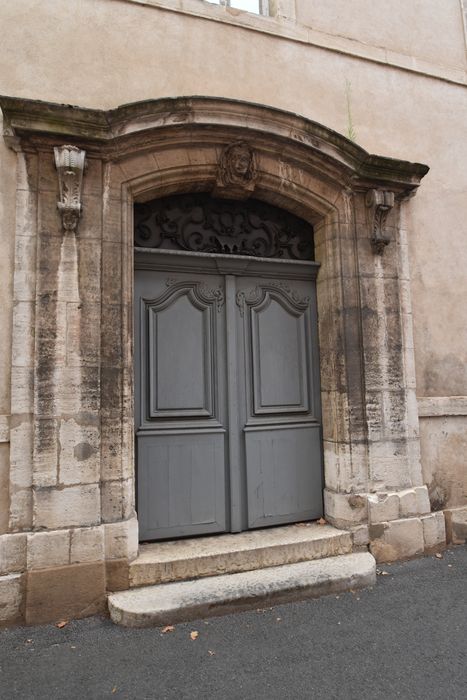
(0, 0, 466, 625)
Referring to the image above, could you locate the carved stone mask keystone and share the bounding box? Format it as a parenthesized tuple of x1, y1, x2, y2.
(214, 141, 258, 199)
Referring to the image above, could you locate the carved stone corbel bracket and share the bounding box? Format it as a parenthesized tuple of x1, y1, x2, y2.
(54, 145, 86, 233)
(213, 141, 258, 200)
(365, 189, 395, 254)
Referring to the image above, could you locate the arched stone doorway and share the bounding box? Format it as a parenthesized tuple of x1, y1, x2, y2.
(1, 95, 434, 616)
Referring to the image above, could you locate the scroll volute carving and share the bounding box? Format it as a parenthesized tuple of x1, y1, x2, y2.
(134, 194, 314, 260)
(213, 141, 258, 199)
(365, 189, 395, 254)
(54, 145, 86, 233)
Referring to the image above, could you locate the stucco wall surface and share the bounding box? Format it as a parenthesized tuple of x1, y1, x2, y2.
(0, 0, 466, 513)
(296, 0, 467, 71)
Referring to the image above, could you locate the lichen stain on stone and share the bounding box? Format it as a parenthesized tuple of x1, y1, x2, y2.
(348, 494, 366, 509)
(369, 523, 386, 540)
(74, 442, 96, 461)
(428, 478, 448, 512)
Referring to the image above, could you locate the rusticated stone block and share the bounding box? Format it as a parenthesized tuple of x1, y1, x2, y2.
(106, 558, 130, 592)
(13, 234, 37, 304)
(0, 573, 24, 625)
(105, 517, 138, 561)
(398, 488, 419, 517)
(101, 241, 122, 306)
(324, 489, 368, 528)
(368, 493, 399, 524)
(79, 192, 104, 238)
(59, 418, 100, 486)
(121, 479, 135, 519)
(9, 487, 33, 532)
(10, 367, 34, 415)
(368, 440, 412, 489)
(101, 304, 124, 367)
(34, 483, 101, 529)
(25, 562, 106, 624)
(351, 524, 369, 547)
(0, 533, 27, 575)
(420, 512, 446, 553)
(444, 506, 467, 545)
(451, 513, 467, 544)
(33, 418, 58, 488)
(77, 239, 101, 304)
(100, 415, 123, 482)
(414, 486, 431, 515)
(11, 301, 35, 368)
(101, 480, 124, 523)
(27, 530, 70, 570)
(0, 446, 8, 535)
(70, 526, 105, 564)
(369, 517, 424, 563)
(56, 366, 100, 415)
(65, 302, 101, 367)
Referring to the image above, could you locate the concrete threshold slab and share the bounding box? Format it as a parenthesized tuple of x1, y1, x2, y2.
(110, 552, 376, 628)
(130, 523, 353, 587)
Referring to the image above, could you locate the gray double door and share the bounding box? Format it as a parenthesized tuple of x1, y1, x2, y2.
(135, 250, 323, 541)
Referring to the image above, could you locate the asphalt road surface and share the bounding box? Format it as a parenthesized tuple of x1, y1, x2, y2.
(1, 546, 466, 700)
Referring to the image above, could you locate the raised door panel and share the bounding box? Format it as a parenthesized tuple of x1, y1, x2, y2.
(138, 433, 226, 540)
(148, 294, 212, 418)
(251, 298, 309, 414)
(245, 425, 322, 528)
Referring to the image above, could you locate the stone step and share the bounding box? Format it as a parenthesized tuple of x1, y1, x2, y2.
(129, 523, 353, 588)
(109, 552, 376, 628)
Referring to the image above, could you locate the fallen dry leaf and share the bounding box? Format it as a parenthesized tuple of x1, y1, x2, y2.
(161, 625, 175, 634)
(208, 650, 215, 656)
(190, 631, 199, 641)
(317, 517, 327, 525)
(111, 687, 117, 694)
(435, 553, 443, 559)
(55, 620, 68, 629)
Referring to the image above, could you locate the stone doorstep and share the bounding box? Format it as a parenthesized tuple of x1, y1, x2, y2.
(129, 523, 353, 588)
(109, 552, 376, 628)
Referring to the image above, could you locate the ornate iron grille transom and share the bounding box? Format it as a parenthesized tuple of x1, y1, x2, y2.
(134, 194, 314, 260)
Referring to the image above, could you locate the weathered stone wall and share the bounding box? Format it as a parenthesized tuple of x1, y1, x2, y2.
(0, 0, 466, 623)
(0, 113, 15, 535)
(0, 1, 465, 511)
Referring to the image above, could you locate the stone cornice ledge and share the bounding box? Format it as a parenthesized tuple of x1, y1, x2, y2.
(0, 95, 429, 195)
(418, 396, 467, 418)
